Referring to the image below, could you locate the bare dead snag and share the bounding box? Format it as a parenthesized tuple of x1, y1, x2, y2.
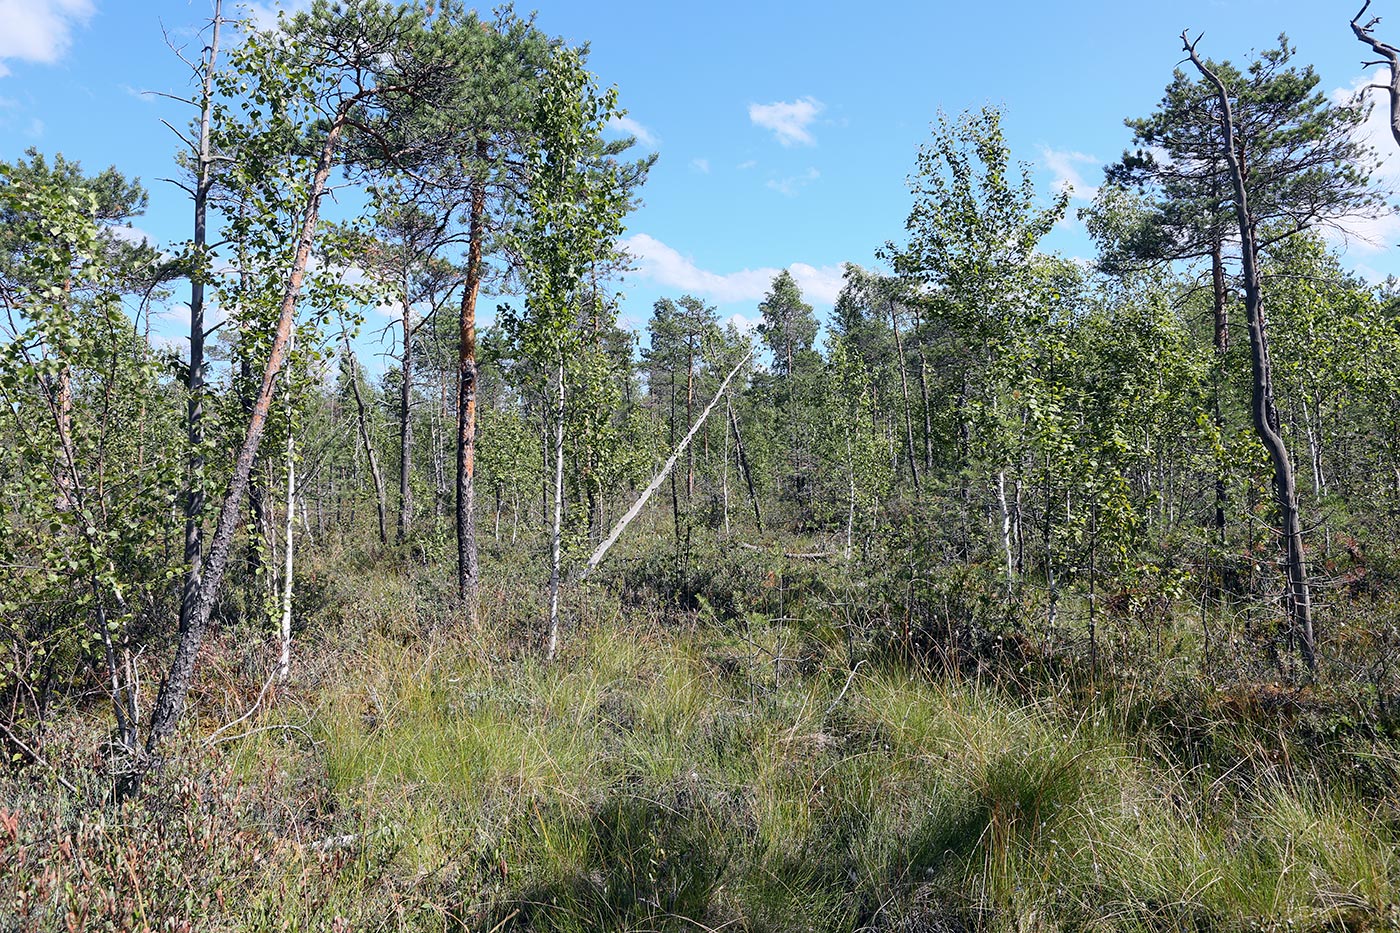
(343, 337, 389, 545)
(728, 396, 763, 532)
(1352, 1, 1400, 151)
(398, 287, 413, 542)
(179, 0, 223, 642)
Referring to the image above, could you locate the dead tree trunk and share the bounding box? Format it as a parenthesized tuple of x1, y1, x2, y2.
(1210, 239, 1229, 541)
(722, 400, 731, 537)
(1185, 35, 1316, 673)
(686, 335, 695, 500)
(344, 341, 389, 545)
(582, 349, 753, 581)
(669, 368, 681, 546)
(728, 397, 763, 532)
(398, 289, 413, 542)
(179, 0, 223, 639)
(1353, 1, 1400, 151)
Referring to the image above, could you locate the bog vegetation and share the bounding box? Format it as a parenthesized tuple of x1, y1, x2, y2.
(2, 2, 1400, 930)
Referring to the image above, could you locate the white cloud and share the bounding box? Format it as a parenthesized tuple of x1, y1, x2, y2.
(157, 299, 226, 337)
(727, 312, 760, 333)
(749, 96, 824, 146)
(1329, 70, 1400, 253)
(109, 224, 154, 246)
(737, 159, 757, 170)
(1352, 262, 1389, 285)
(245, 0, 312, 31)
(147, 332, 185, 352)
(0, 0, 94, 76)
(606, 114, 657, 147)
(1041, 146, 1100, 202)
(25, 116, 43, 137)
(690, 157, 710, 174)
(786, 262, 845, 305)
(622, 233, 845, 306)
(767, 167, 820, 197)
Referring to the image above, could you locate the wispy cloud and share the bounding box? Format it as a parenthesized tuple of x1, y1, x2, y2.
(1329, 70, 1400, 253)
(1041, 147, 1100, 202)
(606, 114, 658, 147)
(109, 224, 154, 246)
(727, 312, 760, 333)
(245, 0, 312, 32)
(690, 157, 710, 174)
(749, 96, 824, 146)
(622, 233, 844, 305)
(737, 159, 757, 170)
(0, 0, 94, 77)
(767, 167, 820, 197)
(121, 83, 156, 103)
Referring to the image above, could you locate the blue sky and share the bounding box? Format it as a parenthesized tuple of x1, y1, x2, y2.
(3, 0, 1399, 364)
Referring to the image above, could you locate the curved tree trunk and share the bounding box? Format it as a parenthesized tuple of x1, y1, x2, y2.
(1185, 37, 1316, 673)
(1352, 2, 1400, 151)
(889, 301, 920, 491)
(145, 111, 353, 762)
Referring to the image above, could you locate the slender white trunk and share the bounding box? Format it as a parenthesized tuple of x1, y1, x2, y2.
(722, 402, 731, 537)
(845, 434, 856, 561)
(277, 366, 296, 682)
(997, 469, 1014, 595)
(1302, 395, 1324, 497)
(545, 360, 566, 660)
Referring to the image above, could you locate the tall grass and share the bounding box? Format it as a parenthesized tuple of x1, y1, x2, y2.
(4, 553, 1397, 931)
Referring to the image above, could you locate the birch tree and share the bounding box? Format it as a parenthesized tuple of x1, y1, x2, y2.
(505, 46, 635, 658)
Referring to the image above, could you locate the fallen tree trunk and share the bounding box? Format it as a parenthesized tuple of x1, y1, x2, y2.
(735, 541, 836, 560)
(581, 349, 753, 581)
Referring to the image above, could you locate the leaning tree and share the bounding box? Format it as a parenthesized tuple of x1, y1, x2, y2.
(1151, 34, 1385, 672)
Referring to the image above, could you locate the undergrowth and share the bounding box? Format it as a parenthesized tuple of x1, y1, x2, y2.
(3, 542, 1398, 932)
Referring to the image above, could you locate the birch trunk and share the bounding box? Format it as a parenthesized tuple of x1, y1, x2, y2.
(545, 359, 566, 659)
(145, 108, 353, 758)
(276, 364, 296, 683)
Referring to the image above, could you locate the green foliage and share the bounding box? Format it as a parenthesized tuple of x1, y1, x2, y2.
(1107, 35, 1380, 267)
(7, 7, 1400, 931)
(9, 554, 1397, 930)
(0, 159, 180, 752)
